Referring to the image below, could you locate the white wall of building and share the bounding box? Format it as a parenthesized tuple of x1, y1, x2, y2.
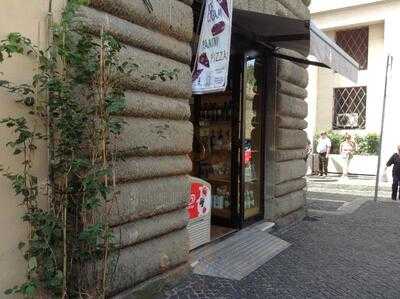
(312, 23, 385, 136)
(308, 0, 400, 179)
(310, 0, 385, 14)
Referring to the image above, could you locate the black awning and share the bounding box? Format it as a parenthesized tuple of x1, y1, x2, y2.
(232, 8, 310, 55)
(232, 8, 359, 82)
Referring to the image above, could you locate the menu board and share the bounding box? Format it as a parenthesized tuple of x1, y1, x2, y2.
(192, 0, 233, 94)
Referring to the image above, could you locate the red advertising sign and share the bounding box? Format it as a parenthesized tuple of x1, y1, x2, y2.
(189, 182, 211, 220)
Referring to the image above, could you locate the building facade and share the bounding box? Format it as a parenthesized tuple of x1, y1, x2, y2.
(0, 0, 314, 297)
(306, 0, 400, 175)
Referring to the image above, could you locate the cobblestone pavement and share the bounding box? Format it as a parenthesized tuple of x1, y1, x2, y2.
(162, 200, 400, 298)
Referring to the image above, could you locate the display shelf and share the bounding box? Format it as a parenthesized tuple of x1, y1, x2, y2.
(206, 176, 231, 184)
(211, 208, 231, 219)
(199, 121, 231, 128)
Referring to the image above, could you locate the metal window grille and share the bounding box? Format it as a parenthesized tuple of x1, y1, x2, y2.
(333, 86, 367, 129)
(336, 27, 369, 70)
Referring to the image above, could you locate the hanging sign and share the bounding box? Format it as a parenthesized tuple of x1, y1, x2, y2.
(192, 0, 233, 94)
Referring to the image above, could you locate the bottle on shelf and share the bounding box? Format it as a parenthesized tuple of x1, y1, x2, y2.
(203, 103, 208, 121)
(215, 130, 224, 151)
(223, 102, 228, 121)
(227, 100, 233, 120)
(225, 130, 231, 151)
(210, 130, 216, 152)
(217, 105, 222, 121)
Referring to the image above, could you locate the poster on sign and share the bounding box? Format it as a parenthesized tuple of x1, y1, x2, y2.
(192, 0, 233, 94)
(188, 182, 211, 220)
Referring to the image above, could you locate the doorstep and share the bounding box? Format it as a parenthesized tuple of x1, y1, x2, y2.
(189, 221, 290, 281)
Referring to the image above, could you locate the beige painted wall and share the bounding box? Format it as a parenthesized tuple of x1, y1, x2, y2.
(307, 0, 400, 180)
(0, 0, 65, 295)
(313, 23, 385, 135)
(310, 0, 385, 14)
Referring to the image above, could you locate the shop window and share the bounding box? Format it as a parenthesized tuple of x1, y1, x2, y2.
(336, 27, 369, 70)
(333, 86, 367, 129)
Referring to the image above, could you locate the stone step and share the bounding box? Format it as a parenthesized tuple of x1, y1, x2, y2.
(307, 179, 392, 192)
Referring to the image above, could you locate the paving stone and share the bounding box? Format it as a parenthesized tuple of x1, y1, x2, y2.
(163, 201, 400, 298)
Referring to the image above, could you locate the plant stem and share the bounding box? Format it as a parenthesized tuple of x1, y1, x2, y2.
(62, 203, 67, 299)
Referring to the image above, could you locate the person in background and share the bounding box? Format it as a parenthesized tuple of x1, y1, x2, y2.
(304, 138, 312, 163)
(385, 145, 400, 201)
(316, 132, 331, 177)
(340, 133, 356, 178)
(304, 138, 313, 175)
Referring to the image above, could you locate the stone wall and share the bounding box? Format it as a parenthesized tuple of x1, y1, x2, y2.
(75, 0, 310, 296)
(75, 0, 194, 297)
(233, 0, 311, 225)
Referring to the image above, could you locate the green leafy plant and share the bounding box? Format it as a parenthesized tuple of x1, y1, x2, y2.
(355, 133, 380, 155)
(0, 0, 175, 297)
(314, 131, 380, 155)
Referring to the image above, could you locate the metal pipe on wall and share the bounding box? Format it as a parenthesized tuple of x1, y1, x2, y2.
(374, 54, 393, 202)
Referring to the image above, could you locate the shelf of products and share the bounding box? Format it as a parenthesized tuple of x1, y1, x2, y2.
(196, 93, 233, 220)
(212, 208, 231, 219)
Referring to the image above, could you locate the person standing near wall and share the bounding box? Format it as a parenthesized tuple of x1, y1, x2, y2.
(304, 138, 313, 175)
(316, 132, 331, 177)
(385, 145, 400, 201)
(340, 133, 356, 178)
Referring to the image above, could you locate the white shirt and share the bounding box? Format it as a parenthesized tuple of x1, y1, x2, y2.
(317, 137, 331, 154)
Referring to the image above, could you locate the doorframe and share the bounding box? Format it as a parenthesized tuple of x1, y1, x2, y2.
(238, 50, 273, 228)
(230, 53, 243, 229)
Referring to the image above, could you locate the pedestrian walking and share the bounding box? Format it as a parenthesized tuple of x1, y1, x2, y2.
(304, 138, 313, 175)
(385, 145, 400, 201)
(316, 132, 331, 177)
(340, 133, 356, 178)
(304, 138, 312, 162)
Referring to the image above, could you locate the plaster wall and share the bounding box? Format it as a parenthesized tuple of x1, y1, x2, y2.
(0, 0, 66, 296)
(312, 23, 385, 136)
(307, 0, 400, 183)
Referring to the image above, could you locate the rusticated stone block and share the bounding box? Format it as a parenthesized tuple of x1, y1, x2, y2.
(276, 149, 307, 162)
(271, 190, 306, 218)
(275, 177, 306, 197)
(275, 1, 297, 18)
(277, 128, 307, 150)
(278, 59, 308, 88)
(277, 115, 308, 130)
(248, 0, 264, 12)
(90, 0, 193, 42)
(234, 0, 249, 10)
(274, 207, 306, 227)
(116, 118, 193, 157)
(118, 45, 192, 99)
(104, 229, 189, 296)
(108, 175, 189, 226)
(277, 79, 308, 99)
(179, 0, 193, 6)
(74, 6, 191, 64)
(277, 93, 308, 119)
(115, 155, 192, 182)
(113, 209, 188, 248)
(121, 91, 190, 120)
(276, 160, 306, 184)
(276, 48, 309, 68)
(276, 0, 311, 20)
(111, 263, 191, 299)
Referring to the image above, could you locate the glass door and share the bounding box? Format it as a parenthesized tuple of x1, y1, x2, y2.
(239, 53, 265, 225)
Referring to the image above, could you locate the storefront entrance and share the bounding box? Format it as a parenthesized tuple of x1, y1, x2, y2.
(191, 50, 269, 238)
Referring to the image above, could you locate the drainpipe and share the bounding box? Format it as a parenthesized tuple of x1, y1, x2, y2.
(374, 54, 393, 202)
